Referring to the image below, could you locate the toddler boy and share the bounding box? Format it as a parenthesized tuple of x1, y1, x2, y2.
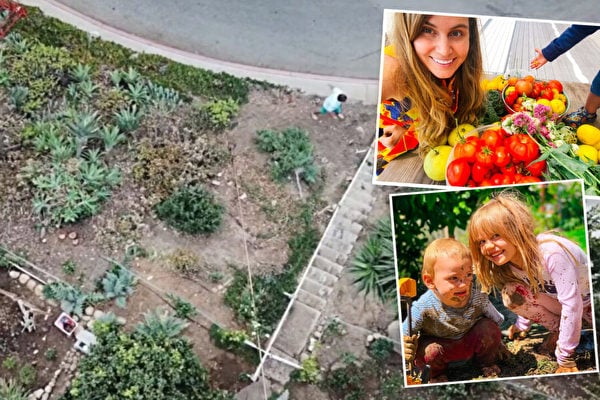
(403, 238, 509, 383)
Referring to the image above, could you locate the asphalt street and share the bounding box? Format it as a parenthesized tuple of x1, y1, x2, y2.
(17, 1, 600, 103)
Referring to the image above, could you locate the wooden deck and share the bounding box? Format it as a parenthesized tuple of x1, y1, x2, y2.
(375, 18, 599, 187)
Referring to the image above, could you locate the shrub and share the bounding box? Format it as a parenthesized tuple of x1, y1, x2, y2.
(44, 347, 58, 361)
(197, 98, 239, 131)
(167, 293, 199, 319)
(368, 338, 394, 363)
(255, 127, 319, 184)
(209, 324, 249, 351)
(154, 185, 224, 234)
(17, 364, 36, 387)
(290, 356, 320, 384)
(101, 263, 137, 308)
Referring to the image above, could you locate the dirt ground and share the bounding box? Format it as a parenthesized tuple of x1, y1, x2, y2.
(0, 86, 377, 396)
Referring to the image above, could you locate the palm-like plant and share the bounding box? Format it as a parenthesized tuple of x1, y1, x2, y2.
(0, 378, 29, 400)
(350, 218, 397, 304)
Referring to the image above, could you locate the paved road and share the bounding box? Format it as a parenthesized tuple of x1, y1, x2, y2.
(51, 0, 600, 80)
(20, 0, 600, 103)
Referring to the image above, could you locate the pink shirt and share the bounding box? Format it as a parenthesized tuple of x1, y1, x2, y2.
(512, 234, 590, 364)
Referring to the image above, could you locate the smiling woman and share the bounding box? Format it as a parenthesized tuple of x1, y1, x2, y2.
(376, 12, 485, 176)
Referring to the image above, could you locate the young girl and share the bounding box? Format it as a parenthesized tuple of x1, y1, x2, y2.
(467, 191, 592, 374)
(377, 13, 485, 173)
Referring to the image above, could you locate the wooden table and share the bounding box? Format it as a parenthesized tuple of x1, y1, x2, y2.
(374, 81, 591, 187)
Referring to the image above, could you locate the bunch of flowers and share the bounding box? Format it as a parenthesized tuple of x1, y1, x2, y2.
(502, 102, 600, 195)
(501, 102, 577, 148)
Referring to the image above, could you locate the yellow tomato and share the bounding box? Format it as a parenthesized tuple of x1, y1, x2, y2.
(550, 99, 566, 114)
(576, 144, 598, 164)
(577, 124, 600, 146)
(536, 98, 551, 108)
(448, 123, 477, 146)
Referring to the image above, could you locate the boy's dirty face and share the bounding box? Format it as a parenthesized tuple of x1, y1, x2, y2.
(424, 256, 473, 308)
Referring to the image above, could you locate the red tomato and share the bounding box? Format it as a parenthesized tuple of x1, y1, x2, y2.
(515, 79, 533, 97)
(490, 173, 512, 186)
(475, 145, 494, 167)
(540, 87, 554, 101)
(505, 90, 518, 106)
(506, 134, 539, 164)
(525, 159, 547, 177)
(498, 163, 516, 180)
(516, 175, 542, 184)
(492, 146, 511, 167)
(446, 159, 471, 187)
(453, 140, 477, 163)
(546, 80, 563, 93)
(480, 129, 503, 149)
(471, 162, 491, 183)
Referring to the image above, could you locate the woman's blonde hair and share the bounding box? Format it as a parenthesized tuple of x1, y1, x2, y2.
(467, 191, 544, 294)
(390, 13, 484, 156)
(422, 237, 471, 281)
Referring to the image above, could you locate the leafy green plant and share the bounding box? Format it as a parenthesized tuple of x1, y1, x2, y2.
(44, 347, 57, 361)
(17, 364, 36, 387)
(290, 356, 320, 384)
(126, 81, 150, 105)
(27, 158, 121, 227)
(2, 356, 17, 370)
(0, 378, 29, 400)
(8, 85, 28, 111)
(154, 185, 224, 235)
(113, 104, 142, 133)
(350, 218, 396, 303)
(98, 125, 126, 152)
(6, 42, 76, 113)
(62, 260, 77, 275)
(146, 81, 182, 110)
(197, 98, 239, 130)
(209, 324, 249, 351)
(135, 308, 188, 341)
(42, 282, 89, 316)
(63, 109, 100, 157)
(167, 293, 198, 319)
(256, 127, 319, 184)
(70, 63, 93, 83)
(368, 338, 394, 363)
(101, 263, 137, 308)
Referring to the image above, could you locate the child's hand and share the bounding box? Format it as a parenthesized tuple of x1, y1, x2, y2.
(507, 324, 529, 340)
(530, 48, 548, 69)
(403, 334, 418, 362)
(380, 125, 405, 149)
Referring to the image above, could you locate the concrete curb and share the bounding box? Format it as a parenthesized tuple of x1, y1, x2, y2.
(19, 0, 380, 104)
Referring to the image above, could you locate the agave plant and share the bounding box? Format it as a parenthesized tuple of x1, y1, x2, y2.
(99, 125, 126, 152)
(114, 104, 142, 133)
(70, 63, 92, 83)
(64, 109, 101, 157)
(8, 85, 28, 111)
(126, 81, 150, 106)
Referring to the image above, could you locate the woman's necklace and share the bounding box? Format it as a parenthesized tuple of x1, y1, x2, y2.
(441, 77, 459, 113)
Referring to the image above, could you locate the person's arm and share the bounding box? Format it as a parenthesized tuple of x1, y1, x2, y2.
(544, 247, 584, 367)
(479, 292, 505, 326)
(541, 25, 600, 62)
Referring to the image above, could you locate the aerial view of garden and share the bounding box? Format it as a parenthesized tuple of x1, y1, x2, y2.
(1, 5, 600, 400)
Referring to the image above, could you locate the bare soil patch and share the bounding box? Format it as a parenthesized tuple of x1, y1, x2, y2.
(0, 85, 376, 395)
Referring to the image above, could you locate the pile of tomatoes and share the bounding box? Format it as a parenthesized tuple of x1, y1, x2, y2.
(503, 75, 567, 115)
(446, 126, 546, 187)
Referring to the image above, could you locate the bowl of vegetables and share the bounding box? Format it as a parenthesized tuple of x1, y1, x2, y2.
(502, 76, 570, 117)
